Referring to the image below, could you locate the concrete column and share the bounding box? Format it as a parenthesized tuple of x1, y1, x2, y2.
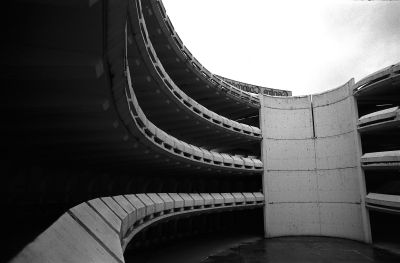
(260, 81, 369, 242)
(259, 93, 270, 237)
(349, 79, 372, 243)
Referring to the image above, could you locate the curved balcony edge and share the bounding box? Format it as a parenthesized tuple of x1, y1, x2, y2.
(353, 62, 400, 95)
(127, 0, 261, 141)
(121, 63, 263, 172)
(358, 106, 400, 133)
(365, 193, 400, 215)
(361, 150, 400, 170)
(215, 75, 292, 97)
(142, 0, 261, 108)
(11, 192, 264, 263)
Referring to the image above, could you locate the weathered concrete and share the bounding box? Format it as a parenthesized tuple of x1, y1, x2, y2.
(12, 213, 121, 263)
(232, 193, 245, 204)
(200, 193, 214, 206)
(361, 151, 400, 163)
(88, 198, 122, 234)
(12, 193, 264, 263)
(189, 193, 205, 207)
(260, 80, 371, 242)
(179, 193, 195, 208)
(182, 237, 400, 263)
(221, 193, 235, 204)
(366, 193, 400, 208)
(169, 193, 185, 209)
(158, 193, 174, 211)
(358, 106, 399, 125)
(125, 195, 146, 221)
(113, 195, 137, 229)
(242, 193, 256, 203)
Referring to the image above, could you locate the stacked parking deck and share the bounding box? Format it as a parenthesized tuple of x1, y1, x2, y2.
(353, 63, 400, 246)
(126, 0, 262, 154)
(4, 0, 268, 261)
(140, 0, 287, 125)
(12, 193, 264, 263)
(4, 0, 400, 262)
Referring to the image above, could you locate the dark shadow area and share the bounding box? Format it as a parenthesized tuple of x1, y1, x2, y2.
(365, 170, 400, 195)
(361, 127, 400, 153)
(370, 211, 400, 254)
(125, 209, 263, 263)
(202, 236, 400, 263)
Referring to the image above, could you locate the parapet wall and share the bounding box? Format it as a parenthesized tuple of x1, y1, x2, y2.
(260, 80, 371, 242)
(12, 193, 264, 263)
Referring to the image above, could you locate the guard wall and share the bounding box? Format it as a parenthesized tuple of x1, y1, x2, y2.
(260, 80, 371, 242)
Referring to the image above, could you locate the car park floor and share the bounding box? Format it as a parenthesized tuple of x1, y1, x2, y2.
(126, 235, 400, 263)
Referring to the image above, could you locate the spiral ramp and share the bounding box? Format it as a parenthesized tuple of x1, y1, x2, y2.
(2, 0, 272, 261)
(3, 0, 400, 261)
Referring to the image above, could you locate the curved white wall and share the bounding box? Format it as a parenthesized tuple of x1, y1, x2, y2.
(260, 80, 371, 242)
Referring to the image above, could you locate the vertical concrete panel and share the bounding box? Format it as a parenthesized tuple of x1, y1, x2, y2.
(261, 81, 369, 242)
(12, 214, 120, 263)
(262, 95, 313, 140)
(350, 91, 372, 243)
(261, 95, 320, 238)
(317, 168, 361, 203)
(267, 171, 318, 203)
(267, 203, 320, 236)
(315, 132, 357, 169)
(319, 203, 364, 241)
(313, 98, 353, 137)
(265, 139, 316, 170)
(264, 108, 313, 139)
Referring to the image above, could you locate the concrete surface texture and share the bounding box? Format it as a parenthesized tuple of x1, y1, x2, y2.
(260, 80, 371, 242)
(125, 234, 262, 263)
(11, 193, 264, 263)
(201, 236, 399, 263)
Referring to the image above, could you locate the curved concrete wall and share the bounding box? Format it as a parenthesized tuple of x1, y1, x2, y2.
(260, 80, 371, 242)
(12, 192, 264, 263)
(127, 2, 262, 140)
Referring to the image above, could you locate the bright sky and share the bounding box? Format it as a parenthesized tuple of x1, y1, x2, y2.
(162, 0, 400, 96)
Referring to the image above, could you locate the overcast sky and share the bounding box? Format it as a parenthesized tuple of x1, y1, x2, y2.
(162, 0, 400, 96)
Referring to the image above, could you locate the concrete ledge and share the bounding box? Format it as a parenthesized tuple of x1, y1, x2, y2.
(211, 193, 224, 206)
(124, 195, 146, 221)
(12, 192, 264, 263)
(312, 80, 352, 107)
(262, 95, 311, 110)
(147, 193, 165, 214)
(102, 197, 130, 236)
(88, 198, 122, 235)
(125, 68, 263, 173)
(179, 193, 195, 209)
(158, 193, 174, 211)
(168, 193, 185, 210)
(359, 107, 399, 125)
(354, 62, 400, 91)
(232, 193, 245, 204)
(200, 193, 214, 206)
(366, 193, 400, 214)
(129, 0, 262, 141)
(243, 193, 256, 203)
(189, 193, 205, 207)
(358, 107, 400, 133)
(361, 150, 400, 166)
(144, 0, 262, 108)
(136, 194, 156, 216)
(113, 196, 137, 229)
(221, 193, 235, 205)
